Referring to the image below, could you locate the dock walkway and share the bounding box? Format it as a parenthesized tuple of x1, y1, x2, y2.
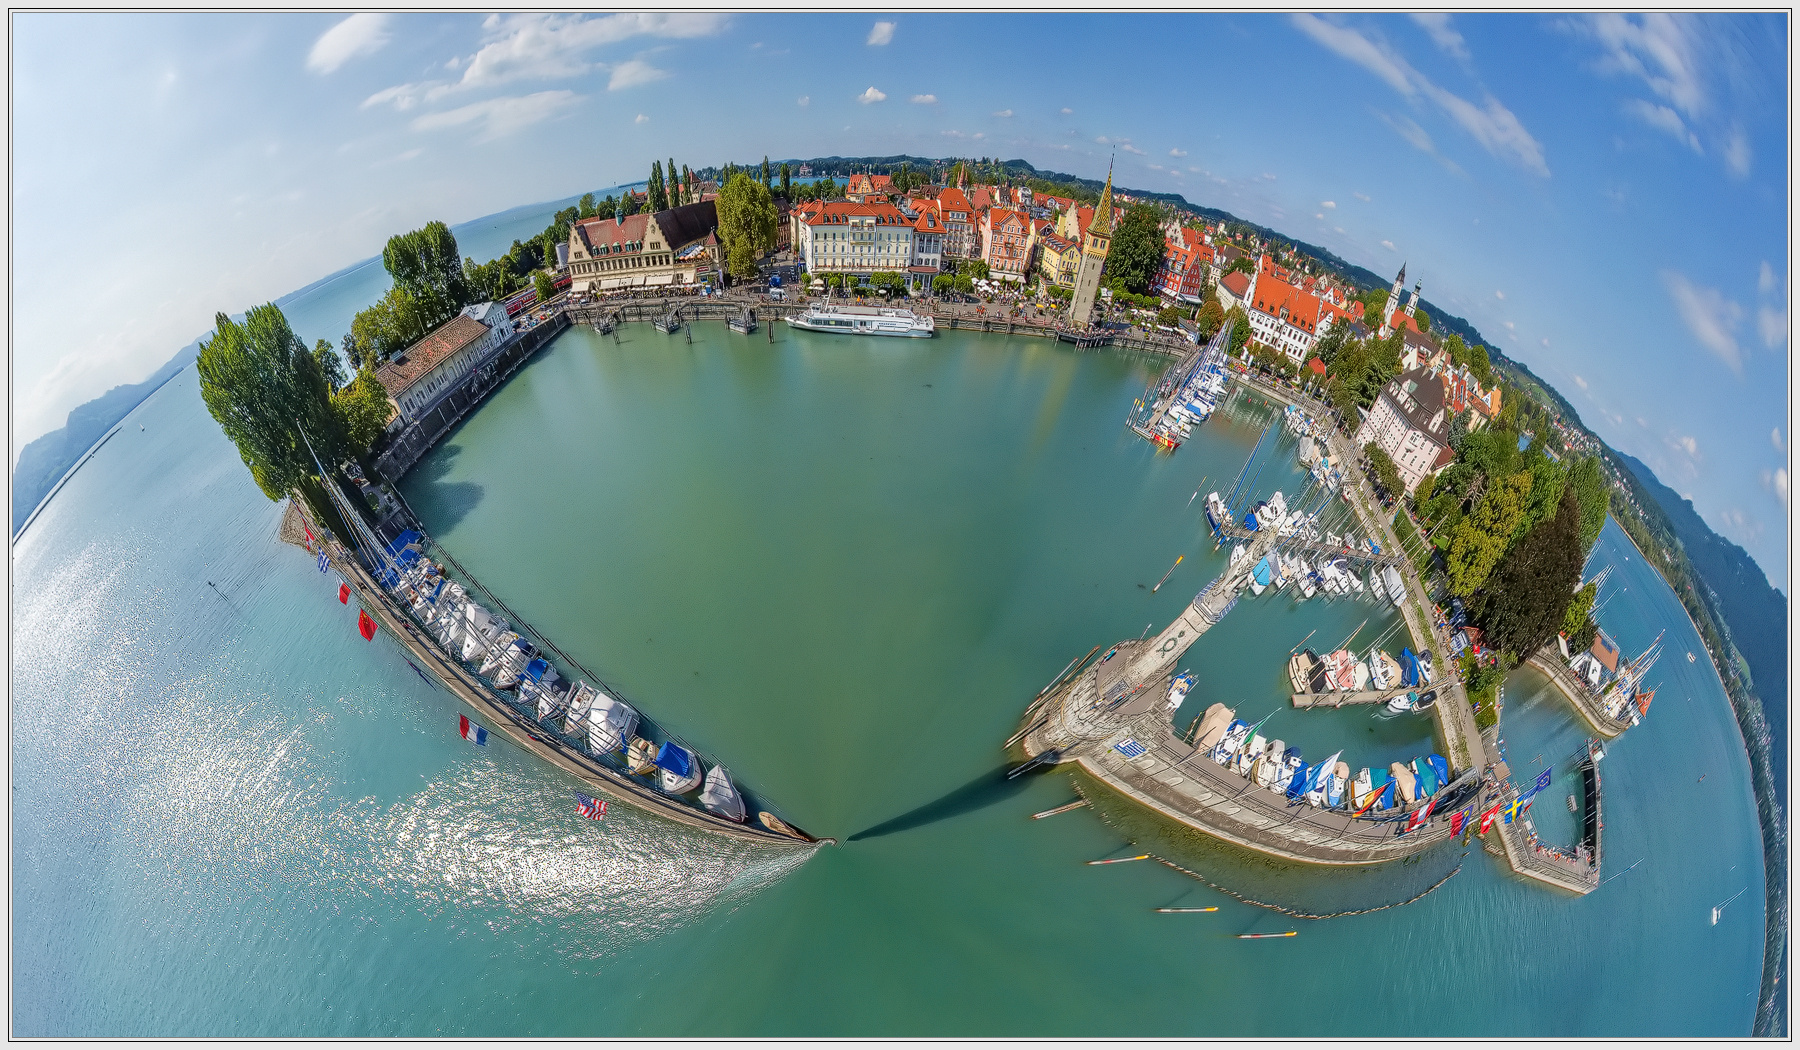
(1291, 689, 1413, 709)
(1215, 519, 1405, 571)
(1526, 651, 1632, 738)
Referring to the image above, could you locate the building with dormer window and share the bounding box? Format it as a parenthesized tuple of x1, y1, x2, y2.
(565, 200, 721, 292)
(1353, 365, 1457, 494)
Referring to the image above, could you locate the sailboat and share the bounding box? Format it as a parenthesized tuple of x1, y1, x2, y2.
(586, 691, 640, 756)
(1712, 888, 1747, 925)
(700, 764, 748, 822)
(655, 741, 705, 794)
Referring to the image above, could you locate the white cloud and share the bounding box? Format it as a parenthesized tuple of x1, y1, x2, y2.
(1256, 172, 1276, 181)
(910, 94, 937, 104)
(1661, 269, 1744, 374)
(1503, 321, 1516, 332)
(1121, 142, 1146, 155)
(796, 95, 809, 107)
(1334, 226, 1345, 234)
(1315, 213, 1324, 220)
(1410, 13, 1469, 61)
(1762, 468, 1789, 505)
(1381, 239, 1396, 251)
(867, 21, 895, 46)
(858, 86, 886, 104)
(1320, 200, 1335, 209)
(1354, 191, 1371, 201)
(1623, 98, 1702, 152)
(411, 90, 581, 141)
(1760, 260, 1777, 293)
(307, 14, 390, 74)
(1495, 290, 1506, 299)
(1170, 148, 1188, 157)
(993, 108, 1013, 118)
(607, 59, 666, 91)
(1150, 164, 1165, 171)
(1060, 107, 1073, 115)
(634, 112, 649, 124)
(1572, 374, 1588, 390)
(447, 13, 726, 93)
(1758, 304, 1786, 349)
(1772, 427, 1784, 452)
(1541, 336, 1551, 347)
(1095, 136, 1110, 144)
(1291, 14, 1547, 176)
(363, 83, 431, 111)
(1724, 123, 1751, 176)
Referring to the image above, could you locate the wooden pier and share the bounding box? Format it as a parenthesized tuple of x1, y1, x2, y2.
(1215, 518, 1405, 571)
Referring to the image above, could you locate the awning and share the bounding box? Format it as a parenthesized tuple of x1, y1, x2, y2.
(644, 273, 676, 286)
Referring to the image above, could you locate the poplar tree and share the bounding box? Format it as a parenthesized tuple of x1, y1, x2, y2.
(668, 157, 679, 204)
(647, 161, 667, 211)
(779, 162, 791, 201)
(197, 304, 344, 502)
(682, 165, 695, 204)
(715, 172, 777, 280)
(762, 155, 771, 188)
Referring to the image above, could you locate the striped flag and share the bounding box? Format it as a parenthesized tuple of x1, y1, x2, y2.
(317, 552, 329, 572)
(458, 714, 488, 746)
(574, 791, 607, 820)
(1449, 807, 1468, 837)
(1405, 797, 1436, 833)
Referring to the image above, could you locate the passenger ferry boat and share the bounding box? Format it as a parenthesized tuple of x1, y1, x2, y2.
(785, 301, 935, 338)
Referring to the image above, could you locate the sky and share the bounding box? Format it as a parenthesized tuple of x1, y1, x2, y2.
(10, 12, 1790, 585)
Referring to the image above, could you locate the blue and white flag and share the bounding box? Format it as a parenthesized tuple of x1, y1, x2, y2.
(1114, 738, 1147, 758)
(1534, 766, 1553, 794)
(317, 552, 329, 573)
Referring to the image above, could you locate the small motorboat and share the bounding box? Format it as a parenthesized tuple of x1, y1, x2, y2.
(626, 736, 660, 775)
(1351, 767, 1373, 809)
(1413, 756, 1440, 796)
(1375, 651, 1403, 690)
(1367, 567, 1386, 603)
(655, 741, 704, 794)
(1213, 719, 1250, 764)
(1351, 661, 1371, 692)
(700, 764, 748, 822)
(1390, 762, 1417, 806)
(1190, 703, 1236, 753)
(1415, 689, 1438, 710)
(1166, 671, 1196, 710)
(490, 638, 538, 689)
(1279, 747, 1306, 797)
(1383, 566, 1405, 607)
(1418, 649, 1435, 685)
(586, 692, 639, 756)
(1257, 740, 1288, 790)
(476, 631, 521, 675)
(1426, 754, 1450, 788)
(562, 681, 599, 735)
(1235, 734, 1267, 777)
(1385, 691, 1419, 714)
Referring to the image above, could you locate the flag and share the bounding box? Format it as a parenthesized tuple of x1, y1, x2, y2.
(1449, 808, 1467, 837)
(1477, 801, 1505, 834)
(574, 791, 607, 819)
(302, 522, 315, 544)
(318, 552, 329, 573)
(338, 583, 350, 605)
(1502, 797, 1523, 824)
(459, 714, 488, 746)
(358, 609, 377, 640)
(1532, 766, 1553, 795)
(1405, 797, 1436, 833)
(404, 658, 432, 685)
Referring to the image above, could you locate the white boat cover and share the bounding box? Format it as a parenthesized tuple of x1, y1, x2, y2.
(699, 764, 747, 822)
(586, 693, 639, 755)
(562, 681, 598, 734)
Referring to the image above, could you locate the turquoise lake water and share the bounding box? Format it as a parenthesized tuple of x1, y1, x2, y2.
(11, 239, 1767, 1036)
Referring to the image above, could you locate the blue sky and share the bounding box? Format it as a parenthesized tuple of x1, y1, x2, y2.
(11, 12, 1789, 584)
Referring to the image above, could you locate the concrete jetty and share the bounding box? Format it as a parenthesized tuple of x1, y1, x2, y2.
(1526, 651, 1633, 739)
(1291, 689, 1414, 709)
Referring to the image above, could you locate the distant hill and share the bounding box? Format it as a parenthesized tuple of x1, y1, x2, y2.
(12, 341, 200, 536)
(1617, 450, 1789, 781)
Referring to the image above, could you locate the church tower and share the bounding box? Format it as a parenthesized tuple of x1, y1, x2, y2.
(1069, 163, 1115, 327)
(1404, 280, 1422, 318)
(1378, 263, 1406, 338)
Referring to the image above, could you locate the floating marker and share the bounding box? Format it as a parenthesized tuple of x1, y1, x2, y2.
(1032, 800, 1089, 820)
(1237, 931, 1298, 939)
(1087, 854, 1150, 866)
(1155, 907, 1218, 913)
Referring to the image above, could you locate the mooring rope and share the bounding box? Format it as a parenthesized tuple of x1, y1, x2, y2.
(1072, 781, 1463, 920)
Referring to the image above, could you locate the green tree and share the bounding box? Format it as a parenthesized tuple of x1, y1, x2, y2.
(1513, 446, 1567, 545)
(1445, 469, 1533, 595)
(541, 232, 560, 272)
(761, 155, 771, 188)
(715, 172, 778, 281)
(351, 285, 429, 363)
(314, 339, 348, 393)
(1226, 255, 1257, 277)
(339, 330, 366, 372)
(382, 221, 474, 329)
(1103, 203, 1165, 294)
(1157, 305, 1182, 326)
(669, 157, 680, 204)
(932, 273, 953, 294)
(1223, 305, 1251, 354)
(1474, 483, 1587, 659)
(1566, 456, 1609, 552)
(333, 366, 393, 459)
(1563, 580, 1599, 637)
(682, 165, 696, 205)
(779, 162, 792, 201)
(1195, 298, 1225, 340)
(532, 270, 556, 303)
(197, 304, 343, 503)
(964, 258, 990, 281)
(1415, 309, 1431, 333)
(578, 193, 598, 219)
(1363, 442, 1404, 502)
(621, 192, 641, 217)
(953, 274, 974, 294)
(648, 161, 667, 212)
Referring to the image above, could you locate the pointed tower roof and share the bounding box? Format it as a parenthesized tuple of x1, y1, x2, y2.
(1091, 162, 1115, 235)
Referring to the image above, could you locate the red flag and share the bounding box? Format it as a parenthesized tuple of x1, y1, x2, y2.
(302, 522, 315, 543)
(1449, 808, 1466, 837)
(338, 583, 350, 605)
(358, 609, 377, 640)
(1477, 800, 1505, 834)
(1405, 797, 1436, 833)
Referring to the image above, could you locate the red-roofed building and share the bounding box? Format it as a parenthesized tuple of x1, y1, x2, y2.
(566, 200, 722, 293)
(937, 187, 976, 259)
(845, 172, 893, 202)
(1036, 231, 1080, 287)
(1354, 364, 1456, 494)
(1216, 269, 1252, 314)
(981, 207, 1035, 283)
(1245, 271, 1326, 363)
(376, 309, 512, 425)
(798, 200, 932, 288)
(1040, 194, 1076, 214)
(1152, 227, 1215, 304)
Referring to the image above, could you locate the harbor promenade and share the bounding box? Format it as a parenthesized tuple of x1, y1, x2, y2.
(1526, 650, 1633, 738)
